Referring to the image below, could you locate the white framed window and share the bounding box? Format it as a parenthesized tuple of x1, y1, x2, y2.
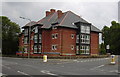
(81, 25, 90, 34)
(34, 35, 38, 43)
(38, 45, 41, 53)
(34, 45, 37, 53)
(76, 45, 79, 51)
(55, 33, 58, 39)
(35, 26, 38, 33)
(71, 45, 74, 50)
(24, 29, 28, 35)
(80, 45, 90, 54)
(52, 26, 57, 29)
(71, 34, 74, 39)
(52, 33, 58, 39)
(24, 37, 28, 44)
(52, 34, 55, 39)
(86, 26, 90, 34)
(76, 35, 79, 43)
(80, 34, 90, 44)
(24, 47, 27, 53)
(81, 25, 85, 33)
(52, 45, 57, 50)
(39, 34, 42, 43)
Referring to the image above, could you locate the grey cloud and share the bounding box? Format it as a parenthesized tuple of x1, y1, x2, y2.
(2, 2, 118, 30)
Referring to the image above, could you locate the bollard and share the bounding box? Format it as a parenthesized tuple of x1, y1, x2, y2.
(43, 55, 47, 62)
(111, 55, 115, 64)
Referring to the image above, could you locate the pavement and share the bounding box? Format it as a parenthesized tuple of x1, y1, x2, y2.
(1, 56, 119, 77)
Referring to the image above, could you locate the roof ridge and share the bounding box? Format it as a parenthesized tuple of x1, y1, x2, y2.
(48, 12, 56, 21)
(59, 11, 69, 25)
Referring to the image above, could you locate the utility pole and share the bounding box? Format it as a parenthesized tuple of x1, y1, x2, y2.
(20, 16, 31, 58)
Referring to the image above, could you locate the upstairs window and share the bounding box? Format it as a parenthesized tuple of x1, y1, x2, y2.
(81, 25, 90, 34)
(35, 26, 38, 33)
(39, 34, 42, 43)
(71, 34, 74, 39)
(52, 33, 58, 39)
(24, 37, 28, 44)
(80, 34, 90, 44)
(24, 29, 28, 35)
(76, 35, 79, 43)
(34, 35, 38, 43)
(52, 26, 57, 29)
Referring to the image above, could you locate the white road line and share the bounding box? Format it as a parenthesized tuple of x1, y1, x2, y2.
(17, 71, 29, 75)
(41, 70, 57, 76)
(90, 65, 105, 70)
(2, 65, 11, 69)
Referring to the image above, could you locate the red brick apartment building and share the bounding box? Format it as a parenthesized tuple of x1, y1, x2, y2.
(17, 9, 101, 57)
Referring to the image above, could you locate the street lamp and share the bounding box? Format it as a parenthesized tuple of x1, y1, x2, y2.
(20, 16, 31, 58)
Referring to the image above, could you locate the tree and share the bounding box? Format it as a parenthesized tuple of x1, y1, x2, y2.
(1, 16, 20, 55)
(102, 21, 120, 55)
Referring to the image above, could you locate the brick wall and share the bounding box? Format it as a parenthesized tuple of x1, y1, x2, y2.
(90, 32, 99, 55)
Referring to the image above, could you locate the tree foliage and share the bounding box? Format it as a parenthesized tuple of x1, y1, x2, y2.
(102, 21, 120, 55)
(1, 16, 20, 55)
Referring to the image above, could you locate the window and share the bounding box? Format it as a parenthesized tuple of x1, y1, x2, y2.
(71, 45, 74, 50)
(81, 25, 90, 34)
(76, 46, 79, 51)
(52, 45, 57, 50)
(24, 47, 27, 53)
(81, 26, 85, 33)
(86, 26, 90, 34)
(24, 29, 28, 35)
(55, 33, 58, 39)
(34, 45, 37, 53)
(34, 35, 38, 43)
(76, 35, 79, 43)
(76, 45, 79, 54)
(35, 26, 38, 33)
(52, 33, 58, 39)
(24, 37, 28, 44)
(39, 34, 42, 43)
(52, 26, 57, 29)
(80, 45, 90, 54)
(80, 34, 90, 44)
(38, 45, 41, 53)
(71, 34, 74, 39)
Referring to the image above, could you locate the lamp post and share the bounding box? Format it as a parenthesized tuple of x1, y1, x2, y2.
(20, 16, 31, 58)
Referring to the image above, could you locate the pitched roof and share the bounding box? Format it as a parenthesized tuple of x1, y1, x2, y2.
(23, 21, 37, 27)
(91, 25, 101, 32)
(23, 10, 101, 32)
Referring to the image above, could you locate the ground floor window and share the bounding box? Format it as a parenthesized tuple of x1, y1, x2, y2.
(76, 45, 79, 54)
(38, 45, 41, 53)
(52, 45, 57, 50)
(80, 45, 90, 54)
(24, 47, 27, 53)
(34, 45, 37, 53)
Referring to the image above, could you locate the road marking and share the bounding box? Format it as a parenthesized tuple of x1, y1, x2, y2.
(41, 70, 57, 76)
(2, 65, 11, 69)
(17, 71, 29, 75)
(90, 65, 105, 70)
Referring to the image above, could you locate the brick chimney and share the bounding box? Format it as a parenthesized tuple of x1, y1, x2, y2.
(57, 10, 63, 18)
(50, 9, 56, 14)
(46, 11, 50, 16)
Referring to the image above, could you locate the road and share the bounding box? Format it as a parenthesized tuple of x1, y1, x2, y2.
(1, 56, 119, 77)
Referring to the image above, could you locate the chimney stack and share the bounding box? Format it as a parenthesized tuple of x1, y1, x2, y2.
(57, 10, 63, 18)
(46, 11, 50, 17)
(50, 9, 56, 14)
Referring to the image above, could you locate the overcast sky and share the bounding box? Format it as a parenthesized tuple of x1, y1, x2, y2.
(1, 0, 119, 30)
